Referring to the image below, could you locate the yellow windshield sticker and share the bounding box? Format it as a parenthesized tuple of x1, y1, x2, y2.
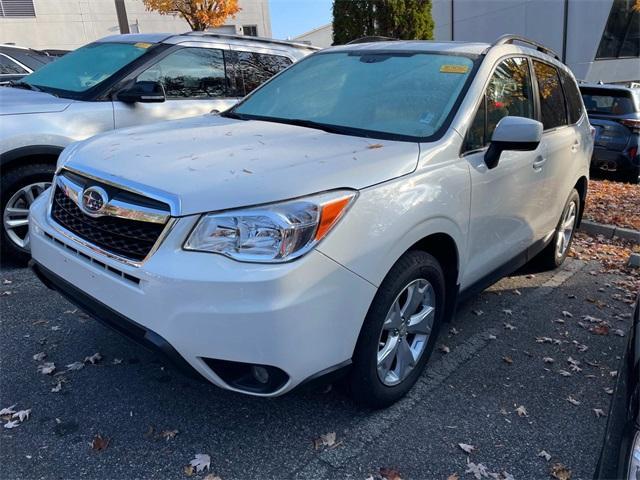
(440, 64, 469, 74)
(134, 42, 153, 49)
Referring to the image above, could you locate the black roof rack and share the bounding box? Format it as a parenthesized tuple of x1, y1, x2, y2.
(492, 34, 560, 61)
(182, 31, 319, 50)
(346, 36, 398, 45)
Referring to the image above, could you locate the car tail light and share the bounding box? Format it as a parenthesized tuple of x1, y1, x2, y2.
(629, 146, 638, 160)
(620, 119, 640, 133)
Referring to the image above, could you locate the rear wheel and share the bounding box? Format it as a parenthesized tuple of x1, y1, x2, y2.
(348, 251, 445, 408)
(1, 163, 54, 264)
(534, 189, 580, 270)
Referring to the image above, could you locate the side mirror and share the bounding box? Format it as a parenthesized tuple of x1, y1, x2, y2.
(484, 116, 543, 169)
(117, 81, 165, 104)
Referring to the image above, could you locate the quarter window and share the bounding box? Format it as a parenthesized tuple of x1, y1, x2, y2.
(137, 47, 227, 99)
(464, 57, 534, 152)
(0, 54, 28, 75)
(558, 69, 584, 124)
(533, 61, 568, 130)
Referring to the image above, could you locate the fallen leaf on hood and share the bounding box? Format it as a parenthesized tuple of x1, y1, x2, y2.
(202, 475, 222, 480)
(561, 311, 573, 318)
(112, 358, 122, 365)
(566, 396, 580, 406)
(32, 352, 46, 362)
(458, 443, 476, 453)
(314, 432, 337, 449)
(2, 279, 12, 285)
(447, 474, 460, 480)
(543, 357, 555, 364)
(593, 408, 606, 418)
(504, 323, 516, 330)
(604, 387, 614, 395)
(50, 325, 60, 331)
(439, 344, 451, 354)
(610, 370, 618, 378)
(3, 420, 20, 429)
(11, 409, 30, 422)
(487, 334, 497, 340)
(591, 324, 609, 335)
(37, 362, 55, 375)
(550, 462, 571, 480)
(515, 405, 528, 417)
(558, 370, 572, 377)
(472, 309, 484, 316)
(502, 309, 512, 315)
(450, 327, 460, 335)
(514, 289, 522, 296)
(184, 465, 194, 477)
(1, 290, 12, 296)
(379, 467, 402, 480)
(502, 356, 513, 365)
(612, 329, 625, 337)
(90, 434, 110, 451)
(66, 362, 84, 371)
(0, 405, 16, 416)
(84, 353, 102, 365)
(189, 454, 211, 473)
(465, 460, 489, 479)
(538, 450, 551, 461)
(51, 381, 63, 393)
(367, 143, 384, 149)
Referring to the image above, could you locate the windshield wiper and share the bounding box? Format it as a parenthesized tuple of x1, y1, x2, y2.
(220, 110, 248, 120)
(8, 80, 42, 92)
(261, 117, 355, 135)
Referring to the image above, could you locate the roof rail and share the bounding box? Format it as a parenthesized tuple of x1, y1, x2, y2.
(492, 34, 560, 60)
(346, 36, 398, 45)
(182, 31, 319, 50)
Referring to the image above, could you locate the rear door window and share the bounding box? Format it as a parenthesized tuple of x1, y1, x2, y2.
(558, 70, 584, 124)
(533, 60, 568, 130)
(233, 51, 292, 95)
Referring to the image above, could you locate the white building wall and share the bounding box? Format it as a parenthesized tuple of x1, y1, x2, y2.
(292, 23, 332, 48)
(0, 0, 271, 50)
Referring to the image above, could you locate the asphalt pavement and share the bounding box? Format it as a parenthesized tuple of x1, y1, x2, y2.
(0, 258, 635, 480)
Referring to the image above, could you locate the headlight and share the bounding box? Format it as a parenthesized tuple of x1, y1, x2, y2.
(184, 190, 356, 263)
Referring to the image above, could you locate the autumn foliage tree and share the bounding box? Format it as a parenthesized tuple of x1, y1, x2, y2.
(143, 0, 241, 31)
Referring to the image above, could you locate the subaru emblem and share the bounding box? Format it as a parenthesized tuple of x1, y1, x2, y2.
(81, 186, 108, 215)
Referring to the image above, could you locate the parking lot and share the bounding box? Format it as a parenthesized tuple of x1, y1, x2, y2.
(1, 257, 636, 480)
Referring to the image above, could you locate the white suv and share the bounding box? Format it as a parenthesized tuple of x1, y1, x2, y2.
(29, 35, 593, 407)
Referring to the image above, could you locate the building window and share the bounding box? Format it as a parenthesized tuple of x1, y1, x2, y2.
(0, 0, 36, 17)
(596, 0, 640, 59)
(243, 25, 258, 37)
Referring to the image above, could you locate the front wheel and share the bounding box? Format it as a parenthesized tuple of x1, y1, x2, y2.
(348, 251, 445, 408)
(1, 163, 54, 264)
(534, 189, 580, 270)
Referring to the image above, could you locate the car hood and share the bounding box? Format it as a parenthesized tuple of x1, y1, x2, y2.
(63, 115, 420, 215)
(0, 86, 73, 115)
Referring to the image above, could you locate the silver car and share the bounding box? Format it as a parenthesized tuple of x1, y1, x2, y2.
(0, 32, 316, 262)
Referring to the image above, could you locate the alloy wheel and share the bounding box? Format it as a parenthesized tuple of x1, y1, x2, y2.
(3, 182, 50, 251)
(377, 278, 436, 386)
(555, 200, 577, 258)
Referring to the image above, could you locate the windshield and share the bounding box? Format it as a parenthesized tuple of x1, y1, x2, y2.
(22, 42, 153, 95)
(230, 51, 477, 141)
(580, 88, 639, 115)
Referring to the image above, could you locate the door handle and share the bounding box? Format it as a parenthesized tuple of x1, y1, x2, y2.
(533, 156, 547, 170)
(571, 141, 580, 153)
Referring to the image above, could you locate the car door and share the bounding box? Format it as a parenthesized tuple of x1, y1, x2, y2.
(531, 60, 579, 234)
(462, 56, 545, 287)
(112, 43, 237, 129)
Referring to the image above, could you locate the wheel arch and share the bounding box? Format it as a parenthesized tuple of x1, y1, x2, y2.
(0, 145, 63, 171)
(573, 176, 588, 226)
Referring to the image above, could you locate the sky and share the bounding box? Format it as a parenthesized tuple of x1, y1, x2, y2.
(269, 0, 333, 39)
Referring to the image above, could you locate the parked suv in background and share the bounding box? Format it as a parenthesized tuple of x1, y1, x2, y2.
(1, 32, 315, 262)
(0, 44, 57, 85)
(29, 35, 592, 407)
(579, 83, 640, 183)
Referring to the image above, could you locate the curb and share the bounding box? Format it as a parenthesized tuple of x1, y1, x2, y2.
(580, 219, 640, 242)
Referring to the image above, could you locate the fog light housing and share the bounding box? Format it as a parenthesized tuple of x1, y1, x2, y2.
(202, 358, 289, 394)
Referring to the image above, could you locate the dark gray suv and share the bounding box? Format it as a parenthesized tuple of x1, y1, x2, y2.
(580, 83, 640, 183)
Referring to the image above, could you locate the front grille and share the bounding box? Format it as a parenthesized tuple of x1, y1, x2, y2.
(51, 186, 166, 262)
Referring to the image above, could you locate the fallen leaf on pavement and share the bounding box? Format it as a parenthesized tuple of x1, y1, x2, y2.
(465, 460, 489, 479)
(561, 311, 573, 318)
(160, 429, 179, 441)
(550, 462, 572, 480)
(202, 475, 222, 480)
(612, 329, 625, 337)
(604, 387, 614, 395)
(380, 467, 402, 480)
(314, 432, 337, 449)
(502, 356, 513, 365)
(472, 309, 484, 316)
(502, 309, 512, 315)
(566, 396, 580, 406)
(51, 381, 63, 393)
(189, 454, 211, 473)
(3, 420, 20, 429)
(439, 344, 451, 354)
(447, 474, 460, 480)
(0, 405, 16, 416)
(112, 358, 122, 365)
(591, 324, 610, 336)
(84, 353, 102, 365)
(543, 357, 555, 364)
(504, 323, 516, 330)
(66, 362, 84, 371)
(558, 370, 572, 377)
(458, 443, 475, 453)
(32, 352, 46, 362)
(538, 450, 551, 461)
(11, 409, 30, 422)
(515, 405, 528, 417)
(90, 434, 110, 451)
(593, 408, 606, 418)
(37, 362, 55, 375)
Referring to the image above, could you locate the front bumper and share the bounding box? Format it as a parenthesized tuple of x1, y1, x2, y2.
(29, 192, 377, 396)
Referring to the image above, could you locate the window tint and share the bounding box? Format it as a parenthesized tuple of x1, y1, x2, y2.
(463, 57, 534, 152)
(558, 70, 584, 124)
(580, 88, 638, 115)
(533, 61, 567, 130)
(234, 51, 292, 95)
(0, 54, 27, 74)
(138, 47, 227, 99)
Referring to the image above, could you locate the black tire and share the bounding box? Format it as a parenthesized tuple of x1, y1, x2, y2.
(348, 250, 446, 408)
(1, 163, 55, 265)
(533, 189, 581, 271)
